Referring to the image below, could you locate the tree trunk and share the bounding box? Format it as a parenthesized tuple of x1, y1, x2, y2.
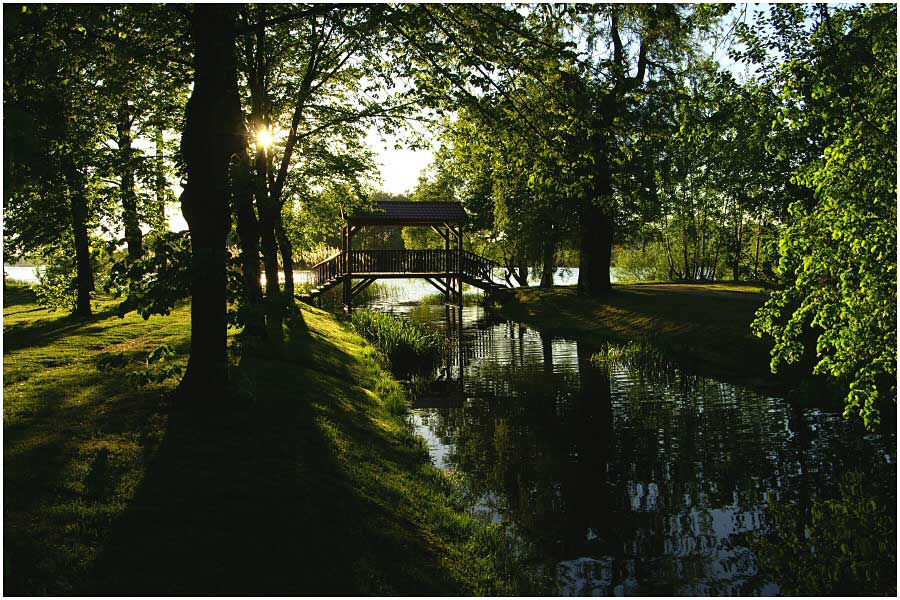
(577, 142, 614, 296)
(732, 217, 744, 282)
(69, 184, 94, 317)
(235, 184, 265, 338)
(117, 108, 143, 260)
(274, 210, 294, 302)
(754, 221, 762, 280)
(577, 200, 613, 296)
(175, 4, 244, 400)
(259, 208, 283, 344)
(154, 127, 168, 227)
(539, 238, 555, 288)
(515, 264, 528, 287)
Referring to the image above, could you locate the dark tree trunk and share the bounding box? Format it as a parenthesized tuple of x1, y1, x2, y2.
(516, 264, 529, 287)
(70, 184, 94, 317)
(731, 218, 744, 282)
(540, 238, 555, 288)
(117, 108, 143, 260)
(577, 201, 613, 296)
(754, 222, 762, 280)
(154, 127, 168, 226)
(259, 208, 283, 344)
(175, 4, 244, 400)
(235, 186, 265, 337)
(274, 210, 294, 302)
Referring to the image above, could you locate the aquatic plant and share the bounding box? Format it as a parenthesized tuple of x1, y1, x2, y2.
(590, 339, 672, 374)
(419, 291, 491, 307)
(351, 310, 445, 376)
(310, 281, 396, 309)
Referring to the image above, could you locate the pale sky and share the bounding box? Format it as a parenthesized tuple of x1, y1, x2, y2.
(365, 128, 436, 196)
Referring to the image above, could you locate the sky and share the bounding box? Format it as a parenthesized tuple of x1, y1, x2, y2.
(365, 129, 434, 196)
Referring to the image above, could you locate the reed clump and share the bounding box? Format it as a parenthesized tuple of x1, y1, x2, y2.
(351, 310, 445, 376)
(590, 338, 672, 373)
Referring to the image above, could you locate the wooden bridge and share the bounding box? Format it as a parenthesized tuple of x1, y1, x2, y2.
(296, 201, 513, 309)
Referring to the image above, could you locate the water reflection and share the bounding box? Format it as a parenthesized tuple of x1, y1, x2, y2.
(370, 300, 896, 596)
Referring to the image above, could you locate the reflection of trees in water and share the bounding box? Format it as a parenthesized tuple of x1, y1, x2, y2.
(748, 468, 896, 596)
(415, 319, 896, 595)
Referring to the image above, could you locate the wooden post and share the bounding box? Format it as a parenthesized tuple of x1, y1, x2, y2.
(444, 224, 451, 304)
(344, 225, 355, 312)
(456, 224, 463, 306)
(342, 225, 350, 311)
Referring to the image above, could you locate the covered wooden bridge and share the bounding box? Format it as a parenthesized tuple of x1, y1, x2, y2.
(297, 201, 512, 309)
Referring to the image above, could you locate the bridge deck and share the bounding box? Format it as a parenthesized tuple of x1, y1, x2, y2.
(298, 249, 512, 307)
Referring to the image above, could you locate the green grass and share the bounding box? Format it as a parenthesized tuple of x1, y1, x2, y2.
(499, 283, 812, 395)
(4, 283, 540, 595)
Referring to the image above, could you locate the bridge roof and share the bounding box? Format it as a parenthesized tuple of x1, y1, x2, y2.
(347, 201, 466, 226)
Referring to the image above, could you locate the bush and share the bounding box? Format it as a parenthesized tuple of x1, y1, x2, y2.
(611, 242, 670, 282)
(351, 310, 445, 376)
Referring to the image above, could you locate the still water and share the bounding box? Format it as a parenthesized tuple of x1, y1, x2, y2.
(360, 279, 896, 596)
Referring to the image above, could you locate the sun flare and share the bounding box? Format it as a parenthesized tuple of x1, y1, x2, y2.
(256, 128, 274, 150)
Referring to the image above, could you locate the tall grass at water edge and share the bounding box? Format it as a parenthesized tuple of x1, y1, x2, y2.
(419, 291, 497, 307)
(590, 338, 675, 376)
(351, 310, 445, 377)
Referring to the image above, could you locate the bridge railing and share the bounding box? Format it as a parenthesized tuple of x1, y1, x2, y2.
(349, 249, 456, 274)
(310, 251, 346, 286)
(310, 249, 510, 287)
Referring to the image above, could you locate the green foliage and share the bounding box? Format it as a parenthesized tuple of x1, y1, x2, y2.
(351, 310, 445, 376)
(94, 344, 183, 388)
(750, 471, 896, 596)
(129, 344, 183, 387)
(746, 4, 897, 427)
(612, 243, 670, 281)
(4, 5, 188, 315)
(32, 243, 80, 311)
(106, 231, 192, 319)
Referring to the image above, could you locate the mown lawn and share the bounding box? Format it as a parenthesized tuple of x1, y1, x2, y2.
(4, 284, 538, 595)
(498, 283, 810, 395)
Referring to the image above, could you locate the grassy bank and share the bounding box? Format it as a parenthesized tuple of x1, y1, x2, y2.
(498, 283, 806, 395)
(4, 284, 536, 595)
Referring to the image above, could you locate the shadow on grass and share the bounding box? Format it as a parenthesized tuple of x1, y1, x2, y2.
(84, 318, 460, 595)
(4, 294, 125, 355)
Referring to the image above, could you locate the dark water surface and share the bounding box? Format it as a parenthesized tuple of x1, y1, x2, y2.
(370, 283, 895, 595)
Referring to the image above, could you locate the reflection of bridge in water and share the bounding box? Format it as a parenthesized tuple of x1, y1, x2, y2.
(414, 305, 582, 408)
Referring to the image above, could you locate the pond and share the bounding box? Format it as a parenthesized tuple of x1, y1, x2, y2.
(359, 278, 897, 596)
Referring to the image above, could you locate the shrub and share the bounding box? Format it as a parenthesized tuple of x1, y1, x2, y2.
(351, 310, 444, 376)
(612, 242, 670, 282)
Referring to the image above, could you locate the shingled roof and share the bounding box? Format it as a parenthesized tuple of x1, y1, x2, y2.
(347, 201, 467, 226)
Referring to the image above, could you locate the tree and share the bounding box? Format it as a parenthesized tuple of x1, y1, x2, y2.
(174, 4, 245, 400)
(4, 4, 116, 316)
(5, 5, 189, 316)
(745, 4, 897, 427)
(235, 4, 408, 343)
(563, 4, 727, 296)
